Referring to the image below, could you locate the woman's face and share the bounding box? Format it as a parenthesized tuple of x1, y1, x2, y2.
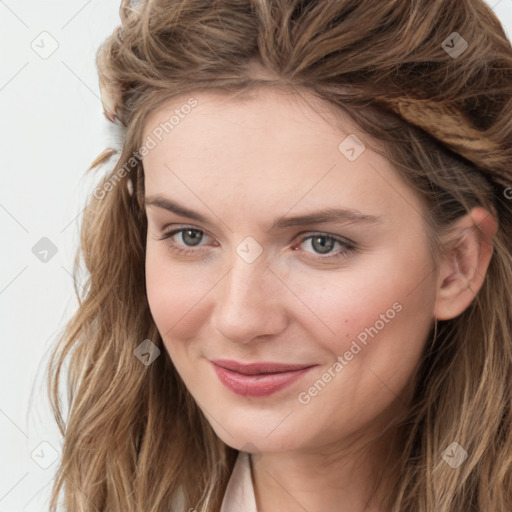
(143, 87, 438, 453)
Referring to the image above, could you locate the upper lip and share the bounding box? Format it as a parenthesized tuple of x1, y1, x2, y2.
(210, 359, 317, 375)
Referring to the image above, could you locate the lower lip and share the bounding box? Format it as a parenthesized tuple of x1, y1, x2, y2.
(211, 363, 316, 397)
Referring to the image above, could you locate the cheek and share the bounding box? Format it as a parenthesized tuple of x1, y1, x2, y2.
(145, 248, 213, 342)
(303, 250, 436, 381)
(292, 271, 435, 442)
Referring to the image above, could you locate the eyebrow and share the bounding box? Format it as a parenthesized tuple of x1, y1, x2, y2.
(144, 194, 381, 230)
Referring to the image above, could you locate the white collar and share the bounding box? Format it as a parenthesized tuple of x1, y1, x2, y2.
(220, 451, 258, 512)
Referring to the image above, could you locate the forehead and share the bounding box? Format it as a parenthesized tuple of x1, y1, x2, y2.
(143, 86, 360, 153)
(141, 87, 425, 229)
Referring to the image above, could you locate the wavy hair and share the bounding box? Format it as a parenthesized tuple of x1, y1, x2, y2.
(46, 0, 512, 510)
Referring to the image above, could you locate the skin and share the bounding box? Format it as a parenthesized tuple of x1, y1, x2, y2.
(142, 87, 497, 512)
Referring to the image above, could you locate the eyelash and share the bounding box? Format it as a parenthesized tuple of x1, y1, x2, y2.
(155, 225, 357, 262)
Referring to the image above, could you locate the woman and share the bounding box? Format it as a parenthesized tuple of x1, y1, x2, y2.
(46, 0, 512, 511)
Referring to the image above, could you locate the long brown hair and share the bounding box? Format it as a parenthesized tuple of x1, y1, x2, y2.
(46, 0, 512, 510)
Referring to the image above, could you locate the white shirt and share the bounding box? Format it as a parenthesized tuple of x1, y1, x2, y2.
(171, 451, 258, 511)
(220, 451, 258, 512)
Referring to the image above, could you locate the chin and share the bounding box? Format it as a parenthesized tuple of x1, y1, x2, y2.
(202, 410, 306, 454)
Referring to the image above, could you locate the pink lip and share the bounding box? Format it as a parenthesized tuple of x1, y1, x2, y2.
(210, 359, 317, 397)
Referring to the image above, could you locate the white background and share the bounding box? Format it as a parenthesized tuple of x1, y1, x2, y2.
(0, 1, 511, 510)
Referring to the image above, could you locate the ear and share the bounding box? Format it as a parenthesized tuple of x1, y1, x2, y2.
(434, 207, 498, 321)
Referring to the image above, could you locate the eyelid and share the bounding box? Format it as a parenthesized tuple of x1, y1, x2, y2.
(158, 224, 215, 242)
(157, 224, 355, 246)
(156, 224, 357, 261)
(294, 229, 355, 246)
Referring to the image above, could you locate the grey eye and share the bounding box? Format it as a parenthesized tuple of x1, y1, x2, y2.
(306, 235, 338, 255)
(180, 229, 204, 246)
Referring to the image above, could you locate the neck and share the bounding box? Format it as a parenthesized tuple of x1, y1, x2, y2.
(250, 422, 402, 512)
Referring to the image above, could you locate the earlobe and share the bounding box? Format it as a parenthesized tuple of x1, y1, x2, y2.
(434, 207, 498, 321)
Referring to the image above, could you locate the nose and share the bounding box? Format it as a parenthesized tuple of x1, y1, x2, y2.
(210, 250, 289, 344)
